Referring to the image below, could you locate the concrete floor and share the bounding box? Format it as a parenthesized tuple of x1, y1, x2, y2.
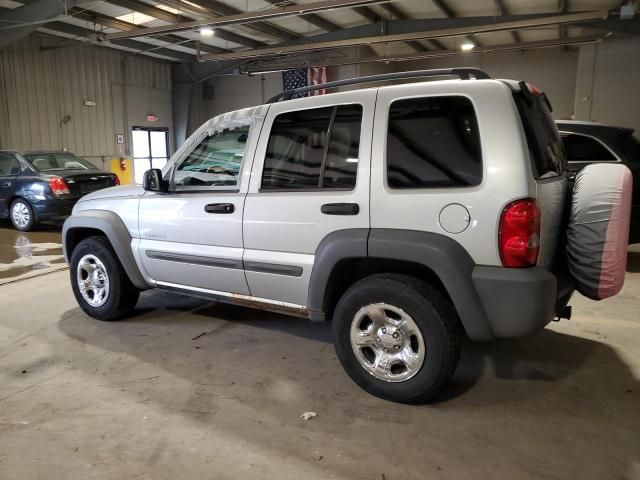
(0, 249, 639, 479)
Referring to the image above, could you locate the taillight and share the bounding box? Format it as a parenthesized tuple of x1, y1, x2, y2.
(114, 175, 120, 185)
(49, 176, 70, 195)
(499, 198, 541, 268)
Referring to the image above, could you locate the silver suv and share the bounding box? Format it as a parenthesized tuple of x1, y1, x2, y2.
(63, 68, 577, 403)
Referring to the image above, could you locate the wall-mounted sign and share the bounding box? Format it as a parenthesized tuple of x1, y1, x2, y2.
(83, 100, 96, 107)
(146, 114, 158, 122)
(116, 134, 124, 144)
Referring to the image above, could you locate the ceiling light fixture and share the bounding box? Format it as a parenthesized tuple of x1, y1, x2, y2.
(200, 27, 214, 37)
(461, 42, 475, 51)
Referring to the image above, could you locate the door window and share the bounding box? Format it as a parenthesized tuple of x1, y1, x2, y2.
(386, 96, 482, 189)
(561, 133, 617, 162)
(171, 125, 250, 191)
(132, 127, 169, 184)
(261, 104, 363, 190)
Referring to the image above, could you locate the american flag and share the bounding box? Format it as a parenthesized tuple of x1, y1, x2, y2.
(282, 67, 328, 98)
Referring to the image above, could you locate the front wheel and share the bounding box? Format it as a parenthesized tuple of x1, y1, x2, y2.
(70, 236, 139, 321)
(332, 274, 461, 403)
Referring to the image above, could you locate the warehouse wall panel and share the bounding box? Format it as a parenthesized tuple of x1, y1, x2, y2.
(0, 35, 173, 169)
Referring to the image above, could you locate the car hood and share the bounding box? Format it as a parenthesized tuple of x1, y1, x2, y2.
(78, 183, 144, 201)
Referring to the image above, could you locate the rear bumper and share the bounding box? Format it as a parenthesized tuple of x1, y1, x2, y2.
(30, 196, 79, 220)
(472, 266, 560, 338)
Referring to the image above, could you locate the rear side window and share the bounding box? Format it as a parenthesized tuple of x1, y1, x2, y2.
(0, 154, 19, 176)
(561, 133, 617, 162)
(386, 96, 482, 189)
(514, 89, 566, 178)
(262, 104, 362, 190)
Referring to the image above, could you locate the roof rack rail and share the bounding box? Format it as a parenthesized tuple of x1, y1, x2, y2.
(267, 67, 491, 103)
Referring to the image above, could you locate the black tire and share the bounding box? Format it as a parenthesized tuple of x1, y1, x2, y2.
(70, 236, 140, 321)
(10, 198, 38, 231)
(332, 274, 461, 404)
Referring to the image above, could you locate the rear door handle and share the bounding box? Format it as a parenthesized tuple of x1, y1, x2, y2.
(204, 203, 234, 214)
(321, 203, 359, 215)
(1, 181, 11, 187)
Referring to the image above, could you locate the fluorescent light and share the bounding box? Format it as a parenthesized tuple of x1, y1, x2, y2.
(461, 42, 475, 51)
(115, 12, 155, 25)
(156, 4, 181, 14)
(200, 27, 214, 37)
(346, 158, 359, 163)
(180, 0, 205, 9)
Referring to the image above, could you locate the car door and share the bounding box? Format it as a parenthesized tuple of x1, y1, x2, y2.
(136, 119, 258, 295)
(0, 153, 20, 217)
(243, 90, 375, 306)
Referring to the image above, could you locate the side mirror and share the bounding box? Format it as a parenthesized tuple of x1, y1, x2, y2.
(142, 168, 168, 193)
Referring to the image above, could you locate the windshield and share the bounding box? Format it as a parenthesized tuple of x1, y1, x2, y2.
(24, 152, 98, 172)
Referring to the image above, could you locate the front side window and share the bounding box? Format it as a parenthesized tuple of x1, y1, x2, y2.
(386, 96, 482, 189)
(261, 104, 363, 190)
(172, 125, 250, 191)
(24, 153, 98, 172)
(561, 133, 617, 162)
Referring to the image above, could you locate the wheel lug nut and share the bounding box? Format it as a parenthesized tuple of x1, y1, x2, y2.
(392, 332, 399, 339)
(394, 345, 400, 350)
(381, 328, 387, 334)
(375, 337, 381, 343)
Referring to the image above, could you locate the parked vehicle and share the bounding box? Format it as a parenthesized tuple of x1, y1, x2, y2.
(62, 69, 630, 403)
(556, 120, 640, 243)
(0, 150, 119, 231)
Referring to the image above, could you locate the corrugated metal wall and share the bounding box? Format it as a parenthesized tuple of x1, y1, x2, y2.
(0, 35, 172, 166)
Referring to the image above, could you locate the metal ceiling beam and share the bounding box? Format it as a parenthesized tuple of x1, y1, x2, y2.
(103, 0, 268, 47)
(261, 0, 341, 32)
(105, 0, 392, 41)
(185, 0, 299, 41)
(106, 0, 180, 24)
(39, 21, 196, 62)
(241, 34, 604, 74)
(494, 0, 522, 43)
(199, 10, 608, 62)
(559, 0, 569, 39)
(431, 0, 482, 47)
(381, 3, 445, 51)
(0, 0, 65, 46)
(68, 7, 228, 54)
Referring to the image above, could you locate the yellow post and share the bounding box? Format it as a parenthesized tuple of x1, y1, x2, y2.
(110, 157, 134, 184)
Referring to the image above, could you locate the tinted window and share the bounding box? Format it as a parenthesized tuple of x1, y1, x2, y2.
(561, 133, 616, 162)
(386, 96, 482, 189)
(262, 104, 362, 190)
(173, 125, 249, 191)
(0, 154, 19, 176)
(513, 90, 566, 178)
(24, 153, 97, 172)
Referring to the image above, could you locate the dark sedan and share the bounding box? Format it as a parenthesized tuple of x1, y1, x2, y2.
(0, 150, 119, 231)
(557, 120, 640, 244)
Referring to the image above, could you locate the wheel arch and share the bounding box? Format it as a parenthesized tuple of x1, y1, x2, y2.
(63, 210, 150, 290)
(308, 229, 495, 341)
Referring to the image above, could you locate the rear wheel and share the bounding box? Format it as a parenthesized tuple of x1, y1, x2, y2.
(10, 198, 37, 231)
(70, 236, 139, 321)
(332, 274, 461, 403)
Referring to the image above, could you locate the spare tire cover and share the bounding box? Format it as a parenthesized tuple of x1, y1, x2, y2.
(567, 163, 632, 300)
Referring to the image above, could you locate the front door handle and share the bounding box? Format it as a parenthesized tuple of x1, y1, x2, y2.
(204, 203, 235, 214)
(1, 181, 11, 188)
(321, 203, 359, 215)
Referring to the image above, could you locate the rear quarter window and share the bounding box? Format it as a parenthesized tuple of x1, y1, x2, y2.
(386, 96, 482, 189)
(513, 90, 566, 178)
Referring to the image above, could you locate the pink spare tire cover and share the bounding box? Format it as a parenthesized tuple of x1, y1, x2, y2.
(567, 163, 632, 300)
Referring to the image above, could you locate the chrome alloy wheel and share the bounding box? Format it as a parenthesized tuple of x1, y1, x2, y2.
(11, 202, 30, 229)
(350, 303, 426, 383)
(76, 254, 110, 307)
